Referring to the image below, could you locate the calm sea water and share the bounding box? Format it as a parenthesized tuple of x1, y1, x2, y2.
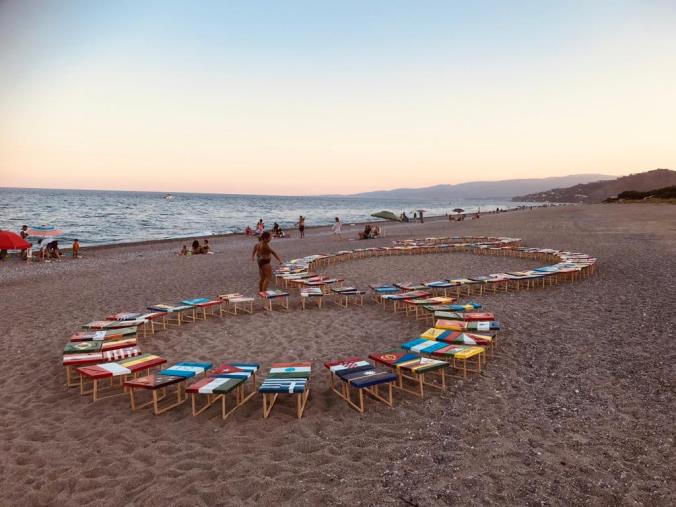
(0, 188, 532, 247)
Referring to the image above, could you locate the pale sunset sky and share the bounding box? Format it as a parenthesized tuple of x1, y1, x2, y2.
(1, 0, 675, 195)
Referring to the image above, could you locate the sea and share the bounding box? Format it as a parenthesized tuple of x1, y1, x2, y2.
(0, 188, 535, 247)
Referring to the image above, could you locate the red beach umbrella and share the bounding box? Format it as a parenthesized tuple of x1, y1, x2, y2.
(0, 230, 31, 250)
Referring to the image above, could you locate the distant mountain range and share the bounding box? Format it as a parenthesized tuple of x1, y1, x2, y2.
(341, 174, 614, 201)
(513, 169, 676, 203)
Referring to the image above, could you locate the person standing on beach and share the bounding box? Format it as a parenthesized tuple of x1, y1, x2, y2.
(19, 225, 29, 260)
(332, 217, 342, 240)
(252, 231, 281, 293)
(297, 215, 305, 238)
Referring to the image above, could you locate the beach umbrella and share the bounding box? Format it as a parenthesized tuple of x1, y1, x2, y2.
(371, 211, 402, 222)
(453, 208, 465, 213)
(27, 225, 63, 238)
(0, 230, 31, 250)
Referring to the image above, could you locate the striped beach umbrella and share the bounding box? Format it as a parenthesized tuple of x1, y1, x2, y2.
(27, 225, 63, 238)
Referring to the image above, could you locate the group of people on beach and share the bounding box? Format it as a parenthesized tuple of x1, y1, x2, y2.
(245, 216, 307, 239)
(1, 225, 80, 262)
(358, 223, 381, 240)
(178, 239, 210, 256)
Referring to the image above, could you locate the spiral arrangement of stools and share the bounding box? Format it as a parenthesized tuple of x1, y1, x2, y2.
(61, 236, 596, 418)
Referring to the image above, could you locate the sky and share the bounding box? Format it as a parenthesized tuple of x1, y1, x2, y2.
(1, 0, 675, 195)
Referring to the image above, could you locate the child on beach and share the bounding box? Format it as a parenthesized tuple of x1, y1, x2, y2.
(72, 239, 80, 258)
(332, 217, 342, 240)
(179, 244, 188, 256)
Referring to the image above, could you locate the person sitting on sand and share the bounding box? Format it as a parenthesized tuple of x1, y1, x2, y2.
(371, 225, 381, 238)
(47, 240, 62, 260)
(272, 222, 281, 237)
(178, 244, 188, 256)
(72, 239, 80, 258)
(201, 239, 210, 253)
(191, 240, 201, 255)
(251, 231, 282, 293)
(359, 224, 372, 240)
(245, 226, 253, 237)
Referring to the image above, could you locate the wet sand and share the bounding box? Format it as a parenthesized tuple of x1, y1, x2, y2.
(0, 204, 674, 506)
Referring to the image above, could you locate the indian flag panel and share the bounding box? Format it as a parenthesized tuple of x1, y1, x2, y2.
(269, 366, 311, 378)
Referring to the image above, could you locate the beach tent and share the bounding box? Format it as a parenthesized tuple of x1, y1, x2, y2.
(0, 230, 31, 250)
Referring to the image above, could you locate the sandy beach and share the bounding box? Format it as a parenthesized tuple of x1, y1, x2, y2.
(0, 204, 674, 506)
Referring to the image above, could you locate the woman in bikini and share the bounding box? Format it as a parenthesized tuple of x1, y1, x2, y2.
(252, 231, 282, 293)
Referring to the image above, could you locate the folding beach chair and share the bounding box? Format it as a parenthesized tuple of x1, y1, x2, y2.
(259, 289, 290, 311)
(300, 287, 324, 309)
(368, 352, 448, 398)
(63, 345, 141, 388)
(124, 361, 212, 415)
(77, 353, 166, 402)
(401, 339, 485, 378)
(147, 303, 195, 326)
(259, 362, 311, 418)
(187, 363, 259, 419)
(331, 287, 366, 307)
(181, 297, 223, 320)
(324, 358, 397, 413)
(218, 293, 255, 315)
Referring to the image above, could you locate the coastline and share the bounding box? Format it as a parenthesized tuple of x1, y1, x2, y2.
(5, 203, 557, 255)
